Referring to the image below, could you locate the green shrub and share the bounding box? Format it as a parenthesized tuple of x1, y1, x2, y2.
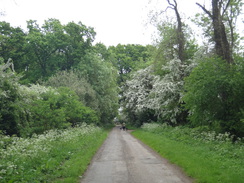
(28, 87, 99, 135)
(29, 93, 67, 134)
(0, 62, 23, 136)
(0, 73, 99, 136)
(183, 57, 244, 137)
(56, 87, 98, 126)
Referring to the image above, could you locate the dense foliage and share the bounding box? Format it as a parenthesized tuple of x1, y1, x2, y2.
(43, 70, 98, 110)
(0, 0, 244, 139)
(0, 19, 123, 136)
(0, 59, 22, 136)
(0, 61, 98, 136)
(108, 44, 153, 85)
(121, 0, 244, 137)
(1, 1, 244, 182)
(184, 57, 244, 137)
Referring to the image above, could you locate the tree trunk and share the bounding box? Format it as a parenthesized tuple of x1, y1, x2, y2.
(197, 0, 233, 64)
(212, 0, 233, 64)
(166, 0, 185, 62)
(175, 7, 185, 62)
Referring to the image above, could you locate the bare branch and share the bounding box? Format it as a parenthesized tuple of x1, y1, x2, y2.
(167, 0, 175, 7)
(222, 0, 231, 16)
(196, 3, 213, 18)
(173, 0, 178, 8)
(165, 6, 174, 12)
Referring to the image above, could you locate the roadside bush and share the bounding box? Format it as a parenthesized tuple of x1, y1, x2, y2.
(183, 57, 244, 137)
(44, 70, 98, 111)
(0, 60, 23, 136)
(25, 87, 98, 135)
(0, 124, 105, 182)
(55, 87, 98, 126)
(28, 91, 67, 135)
(0, 65, 99, 136)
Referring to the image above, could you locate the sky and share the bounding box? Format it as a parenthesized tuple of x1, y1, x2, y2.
(0, 0, 243, 46)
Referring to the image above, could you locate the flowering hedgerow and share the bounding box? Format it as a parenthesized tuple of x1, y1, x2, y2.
(0, 123, 102, 182)
(141, 123, 244, 144)
(141, 123, 244, 160)
(135, 123, 244, 182)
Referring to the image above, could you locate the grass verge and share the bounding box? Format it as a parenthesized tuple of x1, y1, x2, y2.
(132, 124, 244, 183)
(0, 124, 109, 183)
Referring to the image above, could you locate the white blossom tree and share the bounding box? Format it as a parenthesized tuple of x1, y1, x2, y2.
(122, 48, 205, 125)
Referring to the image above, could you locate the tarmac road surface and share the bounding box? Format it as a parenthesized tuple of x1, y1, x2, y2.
(80, 127, 193, 183)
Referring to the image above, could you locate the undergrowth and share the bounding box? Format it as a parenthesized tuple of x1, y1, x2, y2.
(0, 123, 108, 183)
(132, 123, 244, 183)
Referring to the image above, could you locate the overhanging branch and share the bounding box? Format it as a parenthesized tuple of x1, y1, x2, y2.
(196, 3, 213, 18)
(222, 0, 231, 16)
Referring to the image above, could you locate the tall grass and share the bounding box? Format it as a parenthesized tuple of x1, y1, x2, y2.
(0, 123, 108, 183)
(132, 123, 244, 183)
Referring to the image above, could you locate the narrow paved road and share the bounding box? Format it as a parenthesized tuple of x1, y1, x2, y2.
(80, 127, 193, 183)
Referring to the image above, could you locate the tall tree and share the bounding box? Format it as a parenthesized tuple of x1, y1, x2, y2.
(24, 19, 96, 82)
(77, 52, 119, 124)
(196, 0, 242, 63)
(152, 0, 199, 76)
(109, 44, 153, 85)
(166, 0, 185, 62)
(63, 21, 95, 70)
(25, 19, 65, 81)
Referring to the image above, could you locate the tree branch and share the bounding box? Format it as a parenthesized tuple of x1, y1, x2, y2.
(196, 3, 213, 18)
(173, 0, 178, 8)
(167, 0, 175, 7)
(165, 6, 174, 12)
(222, 0, 231, 16)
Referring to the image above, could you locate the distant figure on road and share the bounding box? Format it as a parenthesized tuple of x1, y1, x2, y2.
(122, 122, 126, 131)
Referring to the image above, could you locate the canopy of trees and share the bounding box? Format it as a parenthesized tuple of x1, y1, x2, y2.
(0, 19, 120, 136)
(0, 0, 243, 138)
(120, 0, 244, 138)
